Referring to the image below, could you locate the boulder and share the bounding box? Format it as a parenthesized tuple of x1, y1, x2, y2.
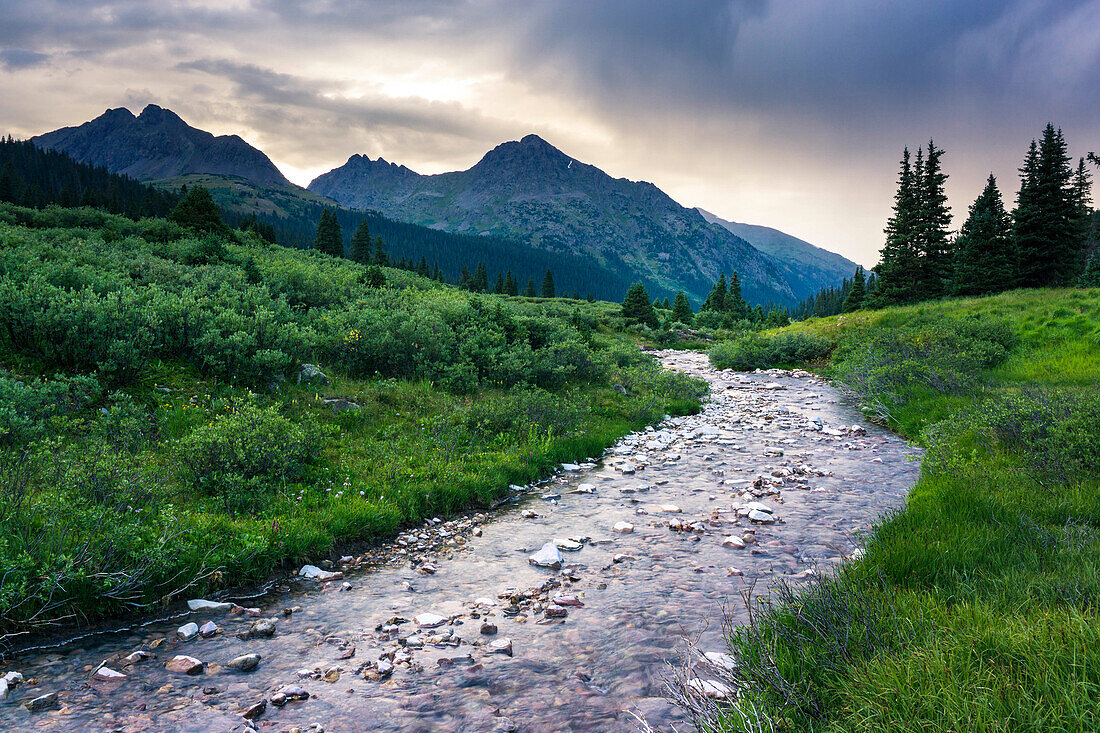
(296, 364, 329, 385)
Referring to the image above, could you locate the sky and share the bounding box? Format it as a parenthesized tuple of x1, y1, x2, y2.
(1, 1, 1098, 267)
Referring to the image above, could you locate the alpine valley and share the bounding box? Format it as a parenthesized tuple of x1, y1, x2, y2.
(33, 105, 856, 305)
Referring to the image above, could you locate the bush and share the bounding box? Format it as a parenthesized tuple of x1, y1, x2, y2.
(176, 400, 317, 512)
(0, 372, 102, 446)
(710, 331, 833, 370)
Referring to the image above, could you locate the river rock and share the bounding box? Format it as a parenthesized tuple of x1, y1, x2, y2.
(0, 671, 24, 699)
(528, 542, 563, 569)
(246, 618, 277, 638)
(480, 621, 498, 635)
(187, 599, 234, 613)
(270, 684, 309, 706)
(721, 536, 746, 548)
(553, 538, 583, 551)
(488, 638, 513, 657)
(687, 679, 733, 699)
(561, 463, 581, 472)
(166, 655, 205, 675)
(703, 651, 739, 672)
(415, 613, 448, 628)
(612, 521, 634, 533)
(226, 653, 262, 672)
(199, 621, 220, 638)
(658, 504, 682, 513)
(299, 565, 342, 581)
(241, 700, 267, 719)
(748, 509, 776, 524)
(544, 604, 568, 618)
(23, 692, 58, 712)
(552, 594, 584, 607)
(123, 650, 155, 664)
(176, 622, 199, 641)
(93, 666, 127, 681)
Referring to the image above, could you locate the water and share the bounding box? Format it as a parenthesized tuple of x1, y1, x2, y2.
(0, 351, 920, 732)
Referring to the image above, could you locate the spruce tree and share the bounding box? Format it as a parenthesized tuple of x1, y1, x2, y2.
(662, 297, 671, 309)
(726, 272, 748, 318)
(621, 282, 659, 328)
(459, 265, 472, 289)
(505, 271, 518, 296)
(473, 262, 489, 292)
(314, 209, 343, 257)
(524, 277, 537, 297)
(493, 273, 505, 294)
(872, 147, 921, 306)
(541, 269, 555, 298)
(951, 174, 1015, 296)
(842, 267, 867, 312)
(671, 291, 693, 323)
(372, 238, 389, 267)
(914, 140, 951, 298)
(418, 256, 430, 277)
(1015, 124, 1079, 287)
(702, 273, 727, 312)
(170, 185, 225, 234)
(350, 219, 373, 263)
(1079, 249, 1100, 287)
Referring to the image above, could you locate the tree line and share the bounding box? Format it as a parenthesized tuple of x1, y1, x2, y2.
(621, 272, 790, 331)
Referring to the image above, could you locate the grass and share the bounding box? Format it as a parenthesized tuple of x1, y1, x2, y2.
(703, 288, 1100, 733)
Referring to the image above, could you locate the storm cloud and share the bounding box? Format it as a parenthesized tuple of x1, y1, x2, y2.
(1, 0, 1098, 265)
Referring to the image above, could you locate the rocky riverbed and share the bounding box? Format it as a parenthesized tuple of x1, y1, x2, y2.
(0, 351, 920, 732)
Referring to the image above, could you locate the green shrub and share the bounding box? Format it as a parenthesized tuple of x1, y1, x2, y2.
(0, 372, 102, 446)
(176, 400, 317, 512)
(710, 331, 833, 370)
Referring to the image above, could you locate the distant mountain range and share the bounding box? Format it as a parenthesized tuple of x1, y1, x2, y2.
(33, 105, 290, 187)
(32, 105, 856, 306)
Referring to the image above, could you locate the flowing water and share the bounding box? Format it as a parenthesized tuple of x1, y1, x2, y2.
(0, 351, 920, 732)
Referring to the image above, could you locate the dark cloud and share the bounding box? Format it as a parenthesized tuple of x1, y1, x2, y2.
(0, 48, 49, 69)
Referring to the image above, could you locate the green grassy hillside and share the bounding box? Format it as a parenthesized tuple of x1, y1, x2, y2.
(0, 202, 704, 633)
(707, 288, 1100, 732)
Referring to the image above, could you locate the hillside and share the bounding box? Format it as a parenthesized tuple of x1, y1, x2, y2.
(696, 208, 858, 288)
(704, 288, 1100, 731)
(309, 135, 824, 306)
(33, 105, 291, 187)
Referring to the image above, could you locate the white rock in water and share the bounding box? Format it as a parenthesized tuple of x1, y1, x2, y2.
(612, 521, 634, 533)
(561, 463, 581, 472)
(553, 538, 583, 551)
(123, 650, 155, 664)
(94, 666, 127, 681)
(748, 510, 776, 524)
(166, 655, 204, 675)
(298, 564, 342, 580)
(687, 679, 734, 699)
(703, 651, 740, 672)
(721, 536, 746, 549)
(658, 504, 682, 513)
(571, 483, 596, 494)
(488, 638, 513, 656)
(199, 621, 220, 637)
(415, 613, 448, 628)
(176, 622, 199, 641)
(743, 501, 773, 514)
(0, 671, 24, 699)
(528, 542, 564, 569)
(186, 599, 234, 613)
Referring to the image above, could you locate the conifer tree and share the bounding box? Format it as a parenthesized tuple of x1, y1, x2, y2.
(572, 289, 581, 300)
(914, 140, 951, 298)
(350, 219, 373, 263)
(170, 185, 225, 234)
(493, 273, 505, 294)
(459, 264, 472, 289)
(951, 174, 1015, 296)
(314, 209, 344, 257)
(417, 256, 430, 277)
(726, 272, 748, 318)
(842, 267, 867, 311)
(1015, 124, 1080, 287)
(473, 262, 489, 292)
(504, 271, 518, 296)
(1078, 248, 1100, 287)
(372, 238, 389, 267)
(671, 291, 693, 323)
(541, 269, 555, 298)
(662, 297, 671, 309)
(872, 147, 921, 306)
(621, 282, 659, 327)
(702, 273, 727, 312)
(524, 277, 537, 297)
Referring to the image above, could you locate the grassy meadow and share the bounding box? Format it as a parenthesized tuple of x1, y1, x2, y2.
(0, 202, 705, 633)
(706, 288, 1100, 732)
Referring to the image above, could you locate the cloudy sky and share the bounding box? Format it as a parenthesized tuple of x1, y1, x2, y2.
(2, 0, 1098, 266)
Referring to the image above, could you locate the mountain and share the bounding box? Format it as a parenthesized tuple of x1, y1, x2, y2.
(696, 209, 859, 292)
(309, 135, 806, 306)
(33, 105, 291, 188)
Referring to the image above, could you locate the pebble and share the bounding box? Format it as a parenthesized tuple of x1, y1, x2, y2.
(270, 685, 309, 706)
(226, 653, 262, 672)
(612, 521, 635, 533)
(480, 621, 498, 635)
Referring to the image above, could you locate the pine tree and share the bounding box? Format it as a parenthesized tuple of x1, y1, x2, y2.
(372, 238, 389, 267)
(473, 262, 489, 292)
(493, 273, 506, 294)
(662, 297, 672, 309)
(621, 282, 659, 327)
(314, 209, 344, 257)
(350, 219, 373, 263)
(417, 256, 430, 277)
(1015, 124, 1080, 287)
(671, 291, 693, 323)
(524, 277, 537, 297)
(505, 271, 519, 296)
(170, 185, 225, 234)
(1079, 249, 1100, 287)
(541, 269, 555, 298)
(842, 267, 867, 311)
(951, 174, 1015, 296)
(914, 140, 951, 298)
(572, 289, 581, 300)
(702, 273, 727, 312)
(459, 265, 472, 289)
(872, 147, 921, 306)
(726, 272, 748, 318)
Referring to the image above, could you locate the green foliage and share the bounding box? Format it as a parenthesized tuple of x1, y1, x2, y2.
(621, 282, 659, 328)
(952, 174, 1015, 295)
(541, 269, 556, 298)
(169, 185, 226, 234)
(314, 208, 343, 257)
(176, 399, 316, 513)
(0, 372, 103, 446)
(671, 290, 693, 323)
(710, 331, 832, 371)
(841, 267, 866, 312)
